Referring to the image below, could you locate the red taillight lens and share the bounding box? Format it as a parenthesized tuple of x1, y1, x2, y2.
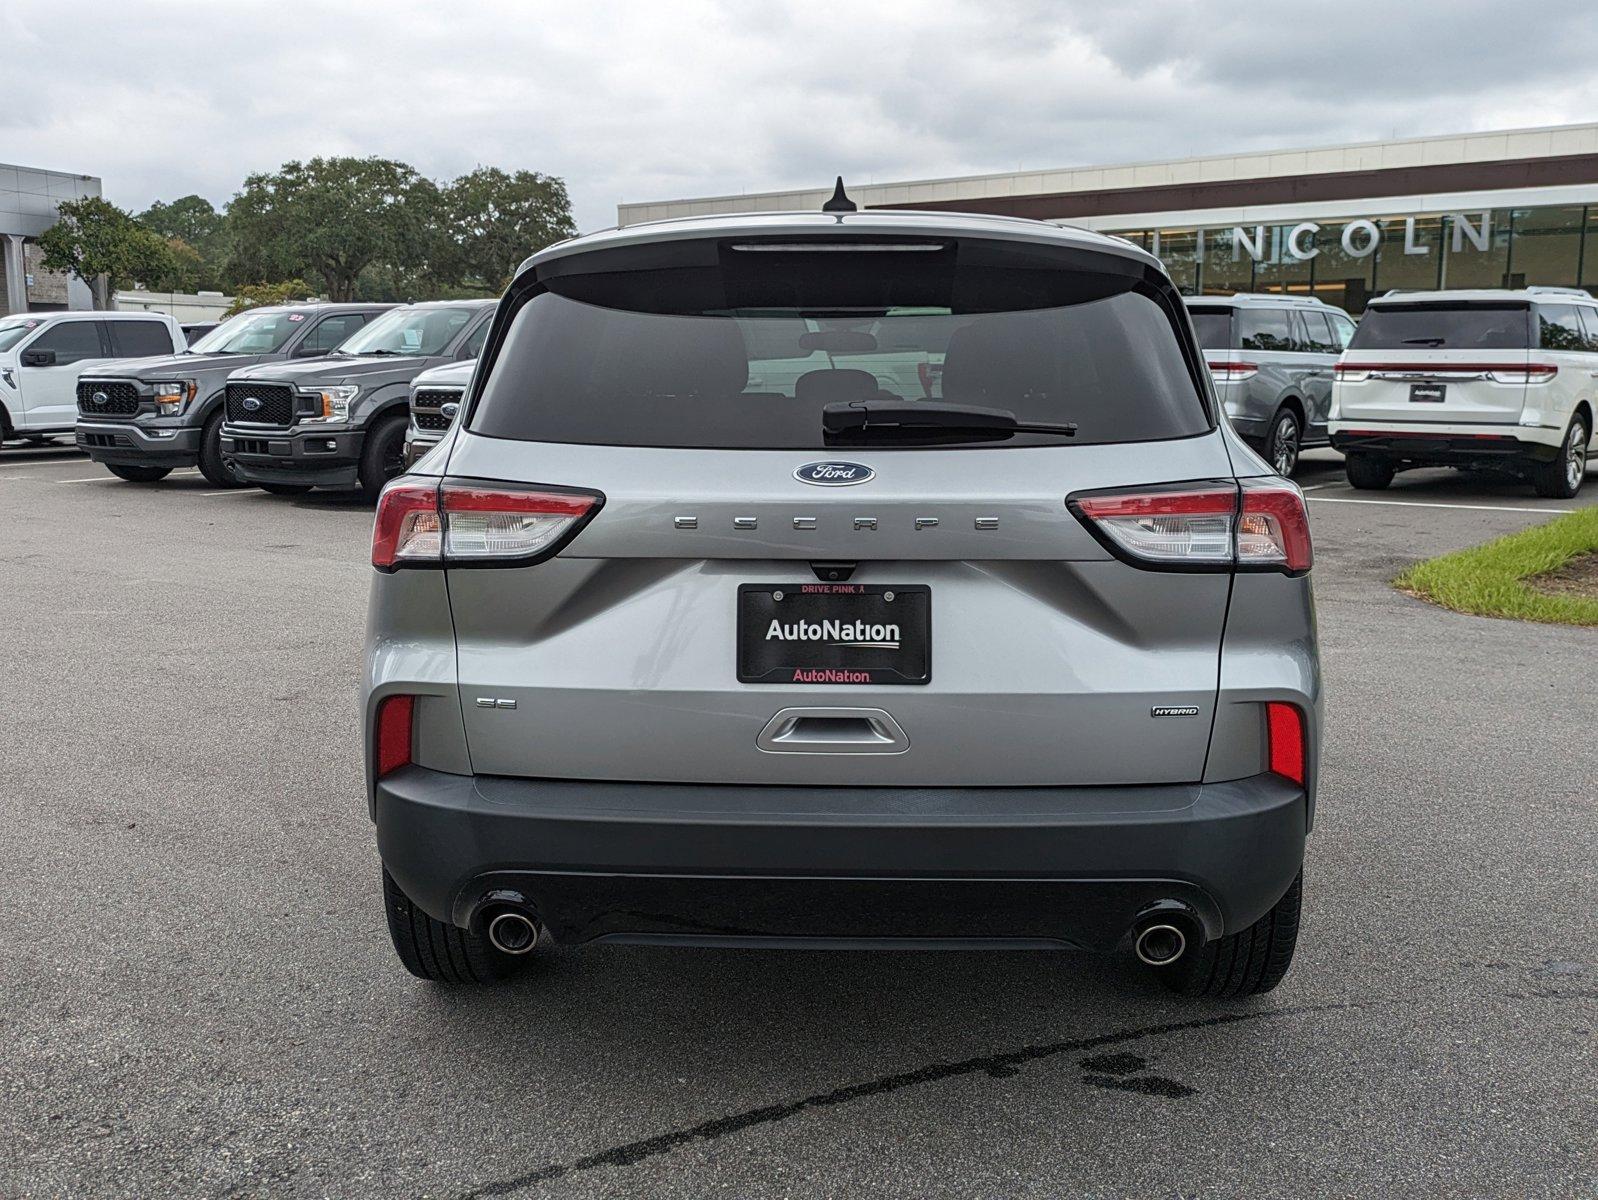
(1238, 477, 1313, 572)
(374, 694, 414, 778)
(372, 478, 601, 570)
(1206, 360, 1259, 382)
(372, 479, 442, 569)
(1266, 701, 1305, 785)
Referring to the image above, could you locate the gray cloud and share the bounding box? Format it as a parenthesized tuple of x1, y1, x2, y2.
(1, 0, 1593, 233)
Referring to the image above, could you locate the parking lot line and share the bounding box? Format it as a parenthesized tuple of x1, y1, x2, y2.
(0, 457, 92, 471)
(1307, 495, 1577, 515)
(200, 489, 254, 497)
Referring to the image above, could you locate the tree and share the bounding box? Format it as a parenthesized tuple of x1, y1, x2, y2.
(37, 196, 176, 308)
(444, 167, 576, 291)
(225, 157, 441, 301)
(224, 279, 318, 317)
(137, 195, 229, 290)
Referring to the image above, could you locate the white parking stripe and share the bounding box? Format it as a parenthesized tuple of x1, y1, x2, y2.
(1307, 496, 1577, 515)
(200, 489, 254, 498)
(0, 457, 91, 471)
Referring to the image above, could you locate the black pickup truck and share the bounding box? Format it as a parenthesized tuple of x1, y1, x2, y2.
(76, 304, 390, 485)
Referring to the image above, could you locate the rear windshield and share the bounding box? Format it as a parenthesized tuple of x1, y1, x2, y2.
(470, 243, 1208, 449)
(1187, 307, 1232, 351)
(1349, 303, 1530, 351)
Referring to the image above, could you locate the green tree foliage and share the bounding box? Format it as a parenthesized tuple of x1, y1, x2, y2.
(226, 157, 442, 301)
(443, 167, 577, 291)
(37, 196, 176, 307)
(137, 195, 229, 290)
(224, 278, 318, 317)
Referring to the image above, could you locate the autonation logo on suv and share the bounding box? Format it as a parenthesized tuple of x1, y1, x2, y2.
(764, 617, 901, 650)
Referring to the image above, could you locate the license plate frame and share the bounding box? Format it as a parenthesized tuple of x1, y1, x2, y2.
(1409, 382, 1447, 403)
(737, 583, 931, 685)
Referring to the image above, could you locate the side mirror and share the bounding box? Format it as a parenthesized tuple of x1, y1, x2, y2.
(293, 346, 330, 358)
(21, 348, 56, 367)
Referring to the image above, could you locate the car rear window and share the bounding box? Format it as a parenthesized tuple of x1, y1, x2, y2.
(1187, 307, 1232, 350)
(470, 239, 1210, 449)
(1349, 303, 1530, 351)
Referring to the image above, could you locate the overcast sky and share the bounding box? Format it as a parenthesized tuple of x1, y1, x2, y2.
(4, 0, 1597, 232)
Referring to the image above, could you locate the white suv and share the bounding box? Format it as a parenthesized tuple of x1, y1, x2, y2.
(1329, 287, 1597, 498)
(0, 311, 185, 444)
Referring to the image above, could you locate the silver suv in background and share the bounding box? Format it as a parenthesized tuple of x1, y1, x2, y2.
(1187, 294, 1356, 476)
(365, 206, 1321, 998)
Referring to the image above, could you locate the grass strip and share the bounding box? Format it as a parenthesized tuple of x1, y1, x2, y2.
(1394, 506, 1598, 627)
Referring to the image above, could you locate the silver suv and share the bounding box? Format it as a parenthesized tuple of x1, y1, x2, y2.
(365, 204, 1320, 998)
(1187, 294, 1357, 476)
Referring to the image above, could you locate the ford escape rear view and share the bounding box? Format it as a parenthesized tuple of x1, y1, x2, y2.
(364, 205, 1320, 997)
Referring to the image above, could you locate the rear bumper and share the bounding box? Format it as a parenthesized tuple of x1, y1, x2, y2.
(1330, 423, 1562, 465)
(220, 423, 364, 488)
(374, 767, 1308, 950)
(77, 420, 202, 469)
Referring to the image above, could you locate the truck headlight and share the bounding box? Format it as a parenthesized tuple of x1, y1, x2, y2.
(153, 380, 197, 415)
(310, 385, 360, 421)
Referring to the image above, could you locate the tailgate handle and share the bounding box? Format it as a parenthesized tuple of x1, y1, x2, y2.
(756, 707, 909, 755)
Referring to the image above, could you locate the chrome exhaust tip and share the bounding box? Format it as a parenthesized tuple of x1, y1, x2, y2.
(1133, 922, 1187, 967)
(486, 910, 541, 955)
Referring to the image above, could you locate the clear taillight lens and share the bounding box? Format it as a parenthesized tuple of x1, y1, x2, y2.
(372, 479, 601, 570)
(1206, 360, 1259, 383)
(1070, 479, 1311, 574)
(1489, 363, 1558, 385)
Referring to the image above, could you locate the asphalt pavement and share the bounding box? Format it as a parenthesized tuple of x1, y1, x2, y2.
(0, 444, 1593, 1198)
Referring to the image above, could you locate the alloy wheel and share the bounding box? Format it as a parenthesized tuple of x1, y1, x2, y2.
(1566, 422, 1588, 492)
(1272, 414, 1300, 476)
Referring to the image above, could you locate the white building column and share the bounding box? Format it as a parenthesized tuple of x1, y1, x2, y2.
(2, 234, 27, 315)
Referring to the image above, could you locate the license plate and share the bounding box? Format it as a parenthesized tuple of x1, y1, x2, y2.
(1409, 382, 1447, 403)
(738, 584, 930, 685)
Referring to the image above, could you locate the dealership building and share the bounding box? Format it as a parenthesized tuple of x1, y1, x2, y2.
(618, 123, 1598, 314)
(1, 162, 102, 314)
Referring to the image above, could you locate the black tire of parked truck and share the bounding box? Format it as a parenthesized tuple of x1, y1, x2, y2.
(382, 869, 528, 983)
(1159, 871, 1302, 998)
(1344, 453, 1395, 490)
(198, 410, 246, 488)
(106, 463, 172, 483)
(1529, 414, 1588, 500)
(359, 411, 409, 501)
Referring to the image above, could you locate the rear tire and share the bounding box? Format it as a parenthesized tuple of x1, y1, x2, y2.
(259, 482, 313, 496)
(1529, 415, 1588, 499)
(1345, 454, 1395, 490)
(106, 463, 172, 483)
(197, 410, 245, 488)
(1160, 872, 1302, 998)
(358, 412, 408, 501)
(382, 869, 527, 983)
(1268, 407, 1302, 477)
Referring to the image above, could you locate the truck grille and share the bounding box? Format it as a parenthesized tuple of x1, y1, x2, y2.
(76, 380, 141, 417)
(411, 388, 462, 431)
(225, 382, 296, 426)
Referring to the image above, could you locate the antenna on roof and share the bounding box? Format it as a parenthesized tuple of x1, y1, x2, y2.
(822, 177, 857, 214)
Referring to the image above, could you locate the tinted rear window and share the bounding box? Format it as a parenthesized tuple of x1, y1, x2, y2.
(471, 242, 1208, 449)
(1349, 303, 1530, 351)
(1187, 308, 1232, 350)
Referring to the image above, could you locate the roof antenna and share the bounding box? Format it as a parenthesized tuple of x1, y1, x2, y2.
(822, 176, 857, 213)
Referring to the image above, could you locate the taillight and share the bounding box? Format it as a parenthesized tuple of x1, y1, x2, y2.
(1489, 363, 1558, 385)
(1206, 360, 1259, 383)
(371, 478, 602, 570)
(1334, 361, 1558, 385)
(1332, 363, 1369, 382)
(1238, 477, 1313, 571)
(374, 694, 414, 778)
(1069, 479, 1311, 574)
(1266, 701, 1305, 785)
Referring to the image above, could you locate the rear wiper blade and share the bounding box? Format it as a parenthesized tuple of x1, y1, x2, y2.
(822, 400, 1076, 441)
(1401, 337, 1446, 346)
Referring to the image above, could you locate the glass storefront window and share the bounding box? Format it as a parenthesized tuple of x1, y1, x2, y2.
(1438, 209, 1511, 289)
(1372, 214, 1445, 295)
(1250, 225, 1316, 297)
(1508, 206, 1584, 289)
(1199, 226, 1254, 295)
(1306, 222, 1375, 313)
(1153, 229, 1199, 294)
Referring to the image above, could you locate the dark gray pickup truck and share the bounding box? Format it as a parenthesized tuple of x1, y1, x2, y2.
(221, 301, 493, 499)
(76, 304, 391, 485)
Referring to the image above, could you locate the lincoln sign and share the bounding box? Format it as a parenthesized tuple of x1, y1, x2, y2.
(1205, 211, 1493, 262)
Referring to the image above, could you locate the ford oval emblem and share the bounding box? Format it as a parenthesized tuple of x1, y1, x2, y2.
(795, 460, 874, 487)
(241, 396, 263, 412)
(91, 391, 108, 407)
(440, 401, 460, 419)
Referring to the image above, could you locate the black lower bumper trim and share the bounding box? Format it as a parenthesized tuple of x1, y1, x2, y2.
(1330, 429, 1559, 464)
(374, 768, 1308, 949)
